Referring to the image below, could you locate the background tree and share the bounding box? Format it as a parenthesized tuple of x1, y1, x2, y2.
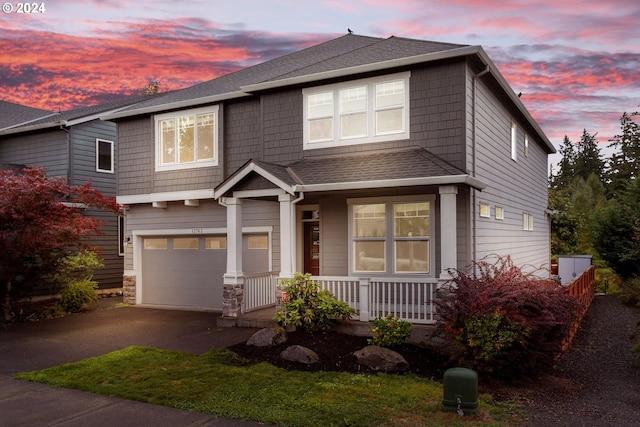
(0, 168, 120, 320)
(591, 178, 640, 279)
(606, 111, 640, 198)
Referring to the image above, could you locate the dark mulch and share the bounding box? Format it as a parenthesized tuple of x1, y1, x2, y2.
(228, 329, 452, 379)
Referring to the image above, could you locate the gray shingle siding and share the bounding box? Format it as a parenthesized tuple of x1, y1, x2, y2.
(117, 117, 154, 195)
(0, 130, 68, 177)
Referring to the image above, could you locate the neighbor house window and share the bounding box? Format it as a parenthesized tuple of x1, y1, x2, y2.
(155, 106, 218, 171)
(511, 121, 518, 161)
(304, 72, 410, 149)
(524, 134, 529, 157)
(349, 196, 433, 275)
(495, 206, 504, 220)
(523, 213, 533, 231)
(96, 139, 114, 173)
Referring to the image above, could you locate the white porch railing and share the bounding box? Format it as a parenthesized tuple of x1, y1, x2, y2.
(315, 276, 439, 325)
(242, 271, 279, 313)
(241, 272, 439, 324)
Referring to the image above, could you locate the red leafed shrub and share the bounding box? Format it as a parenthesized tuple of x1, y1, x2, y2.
(436, 256, 581, 380)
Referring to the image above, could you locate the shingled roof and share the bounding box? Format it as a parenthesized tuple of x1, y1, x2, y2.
(104, 34, 470, 119)
(0, 100, 55, 130)
(214, 147, 486, 197)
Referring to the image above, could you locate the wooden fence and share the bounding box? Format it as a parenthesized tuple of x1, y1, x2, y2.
(561, 265, 595, 352)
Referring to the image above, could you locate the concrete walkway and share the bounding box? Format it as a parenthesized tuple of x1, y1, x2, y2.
(0, 298, 276, 426)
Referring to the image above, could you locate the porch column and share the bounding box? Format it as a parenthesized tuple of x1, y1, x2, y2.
(279, 193, 295, 279)
(222, 197, 244, 317)
(439, 185, 458, 280)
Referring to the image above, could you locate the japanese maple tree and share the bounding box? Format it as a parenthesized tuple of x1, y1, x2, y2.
(0, 168, 120, 320)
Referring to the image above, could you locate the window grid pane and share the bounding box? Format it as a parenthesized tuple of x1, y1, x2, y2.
(174, 237, 199, 249)
(205, 237, 226, 249)
(160, 119, 176, 164)
(394, 202, 429, 237)
(177, 116, 195, 163)
(395, 240, 429, 273)
(354, 241, 385, 272)
(353, 204, 386, 237)
(196, 113, 215, 160)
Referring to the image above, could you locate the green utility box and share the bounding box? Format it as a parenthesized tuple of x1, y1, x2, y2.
(441, 367, 478, 416)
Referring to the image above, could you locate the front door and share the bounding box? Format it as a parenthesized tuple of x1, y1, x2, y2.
(303, 221, 320, 276)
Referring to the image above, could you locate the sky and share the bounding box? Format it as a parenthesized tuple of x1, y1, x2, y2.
(1, 0, 639, 166)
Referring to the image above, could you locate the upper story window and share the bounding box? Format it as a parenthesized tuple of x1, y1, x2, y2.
(303, 72, 410, 149)
(96, 139, 114, 173)
(524, 134, 529, 157)
(155, 105, 219, 171)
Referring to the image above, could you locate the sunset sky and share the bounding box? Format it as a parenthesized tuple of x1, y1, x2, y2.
(1, 0, 639, 163)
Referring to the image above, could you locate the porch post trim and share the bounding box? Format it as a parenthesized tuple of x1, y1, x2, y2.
(279, 193, 295, 279)
(222, 197, 244, 281)
(439, 185, 458, 280)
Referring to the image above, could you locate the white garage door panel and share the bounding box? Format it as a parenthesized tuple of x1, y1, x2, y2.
(142, 236, 226, 309)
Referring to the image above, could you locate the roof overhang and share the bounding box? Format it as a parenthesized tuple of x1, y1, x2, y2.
(102, 91, 252, 121)
(294, 175, 487, 193)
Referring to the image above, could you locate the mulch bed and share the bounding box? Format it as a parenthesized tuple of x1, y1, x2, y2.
(228, 329, 452, 379)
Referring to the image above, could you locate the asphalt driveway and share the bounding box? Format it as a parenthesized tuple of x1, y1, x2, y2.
(0, 297, 274, 426)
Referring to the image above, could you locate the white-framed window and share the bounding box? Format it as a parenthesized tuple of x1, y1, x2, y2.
(511, 121, 517, 161)
(155, 105, 219, 171)
(96, 139, 114, 173)
(303, 72, 410, 149)
(479, 203, 490, 218)
(495, 206, 504, 220)
(348, 195, 434, 275)
(524, 134, 529, 157)
(523, 213, 533, 231)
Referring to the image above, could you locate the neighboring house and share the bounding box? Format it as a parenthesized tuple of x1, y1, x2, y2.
(0, 97, 147, 292)
(104, 34, 555, 323)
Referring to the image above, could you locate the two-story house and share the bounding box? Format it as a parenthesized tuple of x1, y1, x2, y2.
(0, 98, 147, 293)
(105, 34, 555, 323)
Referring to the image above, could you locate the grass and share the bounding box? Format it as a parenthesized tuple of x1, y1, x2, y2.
(14, 346, 517, 427)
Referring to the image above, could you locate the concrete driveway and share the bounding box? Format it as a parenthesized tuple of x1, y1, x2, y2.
(0, 297, 274, 426)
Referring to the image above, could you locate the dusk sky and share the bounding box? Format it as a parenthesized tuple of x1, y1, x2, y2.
(1, 0, 639, 165)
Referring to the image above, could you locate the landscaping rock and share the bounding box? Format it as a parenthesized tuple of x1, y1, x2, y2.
(280, 345, 320, 365)
(353, 345, 409, 372)
(247, 327, 287, 347)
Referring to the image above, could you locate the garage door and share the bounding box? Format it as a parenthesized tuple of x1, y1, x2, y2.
(142, 236, 227, 309)
(141, 234, 269, 310)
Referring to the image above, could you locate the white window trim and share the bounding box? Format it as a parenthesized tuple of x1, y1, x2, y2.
(96, 138, 114, 173)
(303, 72, 410, 150)
(347, 195, 435, 276)
(154, 105, 219, 172)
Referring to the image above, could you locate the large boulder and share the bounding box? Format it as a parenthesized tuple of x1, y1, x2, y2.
(280, 345, 320, 365)
(247, 327, 287, 347)
(353, 345, 409, 372)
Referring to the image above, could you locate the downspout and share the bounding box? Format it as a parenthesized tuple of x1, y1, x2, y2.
(471, 66, 490, 263)
(60, 124, 71, 183)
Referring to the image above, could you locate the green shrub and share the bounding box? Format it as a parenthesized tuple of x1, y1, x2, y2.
(436, 255, 581, 380)
(618, 276, 640, 307)
(58, 279, 99, 313)
(274, 273, 355, 331)
(368, 313, 412, 347)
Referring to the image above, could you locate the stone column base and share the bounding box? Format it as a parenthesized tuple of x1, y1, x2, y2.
(123, 275, 136, 305)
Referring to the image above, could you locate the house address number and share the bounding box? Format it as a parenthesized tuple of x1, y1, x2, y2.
(192, 228, 203, 234)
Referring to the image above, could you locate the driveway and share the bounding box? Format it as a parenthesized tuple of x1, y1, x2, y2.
(0, 297, 274, 426)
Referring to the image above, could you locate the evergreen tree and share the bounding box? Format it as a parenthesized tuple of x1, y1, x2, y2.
(573, 129, 605, 183)
(607, 111, 640, 198)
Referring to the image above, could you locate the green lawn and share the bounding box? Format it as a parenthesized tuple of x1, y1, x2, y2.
(14, 346, 516, 426)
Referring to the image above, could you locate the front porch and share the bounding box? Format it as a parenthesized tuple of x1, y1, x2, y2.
(222, 272, 441, 326)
